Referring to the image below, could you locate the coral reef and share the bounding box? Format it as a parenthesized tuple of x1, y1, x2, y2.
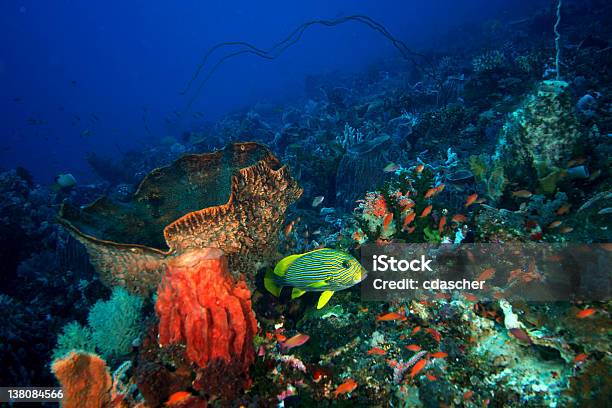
(335, 134, 397, 211)
(3, 2, 612, 406)
(58, 142, 302, 293)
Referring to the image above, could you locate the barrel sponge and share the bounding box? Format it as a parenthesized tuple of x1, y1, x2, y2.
(58, 142, 302, 294)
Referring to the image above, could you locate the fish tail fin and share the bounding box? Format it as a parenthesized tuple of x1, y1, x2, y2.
(264, 269, 282, 297)
(274, 253, 302, 276)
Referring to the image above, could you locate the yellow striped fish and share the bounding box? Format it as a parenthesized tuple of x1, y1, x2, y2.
(264, 248, 367, 309)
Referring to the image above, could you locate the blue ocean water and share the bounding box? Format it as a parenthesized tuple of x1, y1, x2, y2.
(1, 0, 542, 183)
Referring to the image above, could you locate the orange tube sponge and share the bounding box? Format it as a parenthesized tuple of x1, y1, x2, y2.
(155, 248, 257, 376)
(51, 351, 112, 408)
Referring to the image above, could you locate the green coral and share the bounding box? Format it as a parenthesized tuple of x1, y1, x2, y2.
(51, 321, 95, 360)
(53, 287, 144, 363)
(495, 80, 585, 193)
(88, 287, 144, 359)
(469, 154, 507, 200)
(413, 104, 476, 143)
(423, 227, 441, 243)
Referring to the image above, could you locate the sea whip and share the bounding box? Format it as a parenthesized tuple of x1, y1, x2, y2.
(392, 350, 428, 383)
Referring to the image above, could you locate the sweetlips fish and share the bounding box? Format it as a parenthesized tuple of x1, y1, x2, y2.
(264, 248, 367, 309)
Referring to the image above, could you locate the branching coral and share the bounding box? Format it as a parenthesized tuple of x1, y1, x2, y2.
(336, 123, 365, 149)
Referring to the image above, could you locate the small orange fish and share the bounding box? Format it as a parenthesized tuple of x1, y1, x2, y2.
(556, 203, 572, 215)
(275, 333, 287, 342)
(477, 268, 496, 281)
(280, 333, 310, 351)
(573, 353, 588, 363)
(265, 332, 273, 340)
(507, 268, 524, 283)
(334, 378, 358, 397)
(401, 200, 416, 210)
(376, 312, 406, 322)
(464, 194, 478, 208)
(406, 226, 416, 234)
(559, 226, 574, 234)
(383, 212, 394, 229)
(419, 205, 433, 218)
(430, 352, 448, 358)
(412, 326, 421, 335)
(436, 184, 445, 193)
(576, 308, 595, 318)
(547, 220, 562, 229)
(493, 291, 505, 300)
(410, 358, 427, 378)
(438, 216, 446, 233)
(512, 190, 533, 198)
(416, 164, 424, 173)
(463, 390, 474, 400)
(463, 293, 478, 302)
(283, 221, 294, 237)
(451, 214, 467, 223)
(402, 212, 416, 229)
(368, 347, 386, 356)
(509, 328, 532, 344)
(426, 328, 441, 343)
(425, 373, 437, 381)
(312, 368, 329, 383)
(406, 344, 422, 352)
(424, 188, 438, 199)
(165, 391, 192, 406)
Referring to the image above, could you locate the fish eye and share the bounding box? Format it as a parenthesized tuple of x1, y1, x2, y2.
(342, 260, 350, 269)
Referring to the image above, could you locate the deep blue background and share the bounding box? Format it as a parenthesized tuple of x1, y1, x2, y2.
(0, 0, 545, 183)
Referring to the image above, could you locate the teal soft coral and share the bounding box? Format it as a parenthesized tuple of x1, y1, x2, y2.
(87, 287, 143, 359)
